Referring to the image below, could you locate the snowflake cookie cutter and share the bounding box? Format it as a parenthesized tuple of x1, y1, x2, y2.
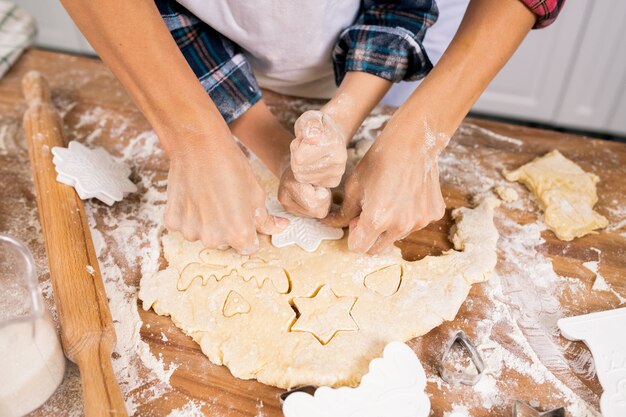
(51, 141, 137, 206)
(438, 330, 485, 386)
(266, 199, 343, 252)
(281, 342, 430, 417)
(512, 400, 565, 417)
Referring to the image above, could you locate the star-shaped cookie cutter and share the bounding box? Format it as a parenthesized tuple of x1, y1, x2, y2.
(438, 330, 485, 386)
(512, 400, 565, 417)
(52, 141, 137, 206)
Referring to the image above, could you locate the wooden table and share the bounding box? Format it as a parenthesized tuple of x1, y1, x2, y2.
(1, 49, 625, 417)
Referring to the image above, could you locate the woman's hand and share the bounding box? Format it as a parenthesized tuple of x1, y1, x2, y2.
(165, 134, 289, 254)
(290, 110, 347, 188)
(326, 120, 446, 255)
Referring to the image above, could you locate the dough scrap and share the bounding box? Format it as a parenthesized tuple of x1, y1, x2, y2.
(504, 150, 608, 241)
(139, 159, 501, 389)
(494, 185, 519, 203)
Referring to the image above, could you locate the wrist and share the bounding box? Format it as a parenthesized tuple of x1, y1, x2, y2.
(322, 72, 392, 142)
(381, 106, 451, 159)
(161, 126, 233, 160)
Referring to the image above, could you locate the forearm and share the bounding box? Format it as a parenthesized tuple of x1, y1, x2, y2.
(393, 0, 535, 149)
(321, 72, 392, 143)
(60, 0, 230, 154)
(230, 100, 292, 177)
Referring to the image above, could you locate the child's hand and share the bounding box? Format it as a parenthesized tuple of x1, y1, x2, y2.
(325, 120, 446, 255)
(164, 134, 289, 254)
(290, 110, 348, 188)
(278, 166, 332, 219)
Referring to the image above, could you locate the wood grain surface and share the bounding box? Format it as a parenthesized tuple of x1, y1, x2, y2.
(1, 50, 625, 417)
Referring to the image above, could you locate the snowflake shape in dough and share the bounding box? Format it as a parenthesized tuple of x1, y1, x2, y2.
(52, 141, 137, 206)
(267, 199, 343, 252)
(290, 285, 358, 344)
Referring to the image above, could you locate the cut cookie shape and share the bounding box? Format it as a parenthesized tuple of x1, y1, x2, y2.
(558, 308, 626, 417)
(282, 341, 430, 417)
(267, 199, 343, 252)
(223, 291, 251, 317)
(363, 264, 402, 296)
(52, 141, 136, 206)
(290, 286, 358, 345)
(504, 150, 608, 241)
(177, 250, 289, 294)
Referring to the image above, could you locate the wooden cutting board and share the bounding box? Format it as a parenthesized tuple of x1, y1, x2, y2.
(1, 49, 625, 417)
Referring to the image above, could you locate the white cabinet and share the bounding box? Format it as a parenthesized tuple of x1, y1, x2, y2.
(472, 1, 591, 123)
(473, 0, 626, 136)
(555, 1, 626, 135)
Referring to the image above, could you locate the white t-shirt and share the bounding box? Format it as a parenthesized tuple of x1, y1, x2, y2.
(178, 0, 361, 98)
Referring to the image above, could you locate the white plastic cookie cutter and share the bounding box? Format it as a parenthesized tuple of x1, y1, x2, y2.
(281, 341, 430, 417)
(266, 199, 343, 252)
(558, 307, 626, 417)
(52, 140, 137, 206)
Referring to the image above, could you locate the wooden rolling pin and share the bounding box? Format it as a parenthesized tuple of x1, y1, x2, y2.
(22, 71, 127, 417)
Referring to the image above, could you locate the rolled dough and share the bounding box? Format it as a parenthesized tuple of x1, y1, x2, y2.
(139, 159, 501, 389)
(504, 150, 608, 241)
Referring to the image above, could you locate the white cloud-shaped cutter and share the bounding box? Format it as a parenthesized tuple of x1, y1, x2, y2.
(52, 141, 137, 206)
(282, 341, 430, 417)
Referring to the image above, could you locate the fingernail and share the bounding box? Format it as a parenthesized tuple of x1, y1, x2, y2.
(348, 228, 363, 252)
(276, 217, 290, 228)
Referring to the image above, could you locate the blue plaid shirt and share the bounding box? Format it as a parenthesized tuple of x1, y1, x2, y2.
(156, 0, 438, 124)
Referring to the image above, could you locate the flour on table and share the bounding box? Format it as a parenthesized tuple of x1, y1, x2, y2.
(584, 248, 626, 304)
(139, 157, 501, 389)
(504, 150, 608, 241)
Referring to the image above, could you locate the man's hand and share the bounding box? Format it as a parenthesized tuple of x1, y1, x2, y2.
(165, 135, 288, 254)
(278, 166, 332, 219)
(326, 122, 446, 255)
(290, 110, 347, 188)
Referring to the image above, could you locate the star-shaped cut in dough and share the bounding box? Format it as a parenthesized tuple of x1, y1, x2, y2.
(290, 285, 359, 344)
(52, 141, 137, 206)
(267, 200, 343, 252)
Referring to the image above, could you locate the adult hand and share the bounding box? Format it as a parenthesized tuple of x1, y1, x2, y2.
(326, 123, 446, 255)
(278, 165, 332, 219)
(290, 110, 347, 188)
(164, 134, 289, 254)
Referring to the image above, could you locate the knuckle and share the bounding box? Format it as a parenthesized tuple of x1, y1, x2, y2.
(181, 228, 199, 243)
(434, 204, 446, 220)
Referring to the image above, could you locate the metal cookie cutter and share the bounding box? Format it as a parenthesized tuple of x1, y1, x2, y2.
(279, 385, 317, 405)
(512, 400, 565, 417)
(438, 330, 486, 386)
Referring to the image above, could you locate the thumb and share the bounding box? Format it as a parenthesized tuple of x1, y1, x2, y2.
(255, 207, 290, 236)
(295, 111, 324, 145)
(323, 191, 361, 228)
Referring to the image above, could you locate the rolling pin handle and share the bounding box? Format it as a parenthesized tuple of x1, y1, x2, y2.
(22, 70, 51, 105)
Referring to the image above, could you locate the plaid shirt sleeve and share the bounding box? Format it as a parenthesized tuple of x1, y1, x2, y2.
(332, 0, 438, 85)
(155, 0, 261, 124)
(519, 0, 566, 28)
